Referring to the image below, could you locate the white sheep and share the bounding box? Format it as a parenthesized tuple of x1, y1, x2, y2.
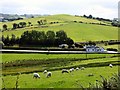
(62, 69, 69, 73)
(109, 64, 113, 68)
(69, 68, 74, 72)
(43, 70, 47, 74)
(33, 73, 40, 79)
(76, 67, 79, 71)
(81, 67, 85, 70)
(46, 72, 52, 78)
(72, 68, 74, 71)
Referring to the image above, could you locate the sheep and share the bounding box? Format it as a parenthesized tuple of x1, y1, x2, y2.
(76, 67, 79, 71)
(43, 70, 47, 74)
(81, 67, 85, 70)
(33, 73, 40, 79)
(71, 68, 74, 71)
(46, 72, 52, 78)
(62, 69, 69, 73)
(69, 68, 74, 73)
(109, 64, 113, 68)
(88, 73, 94, 77)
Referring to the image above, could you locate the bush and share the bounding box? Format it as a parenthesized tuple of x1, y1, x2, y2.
(107, 48, 118, 52)
(81, 73, 120, 90)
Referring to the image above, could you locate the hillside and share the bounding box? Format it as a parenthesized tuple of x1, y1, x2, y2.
(1, 14, 118, 42)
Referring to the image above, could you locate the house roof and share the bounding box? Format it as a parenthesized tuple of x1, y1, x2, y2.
(84, 45, 104, 49)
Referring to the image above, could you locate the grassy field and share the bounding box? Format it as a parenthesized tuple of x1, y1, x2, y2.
(2, 23, 118, 42)
(2, 53, 117, 62)
(2, 66, 118, 88)
(1, 14, 119, 88)
(1, 14, 118, 42)
(2, 54, 119, 75)
(2, 53, 119, 88)
(0, 14, 109, 28)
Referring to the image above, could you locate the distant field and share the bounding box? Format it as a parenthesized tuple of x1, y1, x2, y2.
(0, 14, 108, 28)
(2, 66, 118, 88)
(1, 14, 117, 42)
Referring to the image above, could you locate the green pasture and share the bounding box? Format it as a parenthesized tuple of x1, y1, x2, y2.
(2, 54, 119, 75)
(2, 23, 118, 42)
(2, 66, 118, 88)
(2, 53, 117, 62)
(1, 14, 117, 42)
(0, 14, 108, 29)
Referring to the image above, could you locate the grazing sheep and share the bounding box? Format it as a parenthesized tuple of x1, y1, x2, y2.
(62, 69, 69, 73)
(33, 73, 40, 79)
(109, 64, 113, 68)
(46, 72, 52, 78)
(72, 68, 74, 71)
(69, 68, 74, 73)
(76, 67, 79, 71)
(43, 70, 47, 74)
(88, 73, 94, 77)
(81, 67, 85, 70)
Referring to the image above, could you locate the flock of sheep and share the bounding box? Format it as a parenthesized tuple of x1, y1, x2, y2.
(33, 64, 113, 79)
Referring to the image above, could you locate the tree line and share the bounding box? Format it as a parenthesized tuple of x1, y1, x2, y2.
(2, 30, 74, 47)
(2, 19, 47, 31)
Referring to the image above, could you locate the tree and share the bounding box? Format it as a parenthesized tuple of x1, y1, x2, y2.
(37, 21, 41, 25)
(40, 20, 43, 25)
(28, 22, 31, 26)
(4, 35, 10, 46)
(88, 15, 93, 19)
(46, 31, 55, 46)
(16, 37, 20, 44)
(83, 15, 87, 18)
(19, 22, 26, 28)
(2, 35, 5, 43)
(10, 34, 16, 46)
(66, 38, 74, 46)
(3, 24, 7, 30)
(20, 30, 47, 46)
(56, 30, 67, 40)
(55, 30, 68, 45)
(13, 23, 18, 29)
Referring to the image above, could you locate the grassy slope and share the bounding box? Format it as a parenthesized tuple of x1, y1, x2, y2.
(0, 14, 107, 28)
(2, 66, 118, 88)
(1, 14, 117, 42)
(2, 23, 118, 42)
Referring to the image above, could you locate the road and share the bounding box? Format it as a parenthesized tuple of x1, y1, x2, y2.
(1, 49, 119, 54)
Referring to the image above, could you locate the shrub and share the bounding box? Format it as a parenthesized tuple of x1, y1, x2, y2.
(107, 48, 118, 52)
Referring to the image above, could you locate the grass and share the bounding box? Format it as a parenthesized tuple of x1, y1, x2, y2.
(1, 14, 119, 88)
(2, 54, 119, 75)
(1, 66, 118, 88)
(102, 45, 119, 50)
(2, 53, 116, 62)
(1, 14, 118, 42)
(0, 14, 108, 28)
(2, 23, 118, 42)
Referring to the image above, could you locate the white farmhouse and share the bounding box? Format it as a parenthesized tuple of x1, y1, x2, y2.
(84, 45, 105, 52)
